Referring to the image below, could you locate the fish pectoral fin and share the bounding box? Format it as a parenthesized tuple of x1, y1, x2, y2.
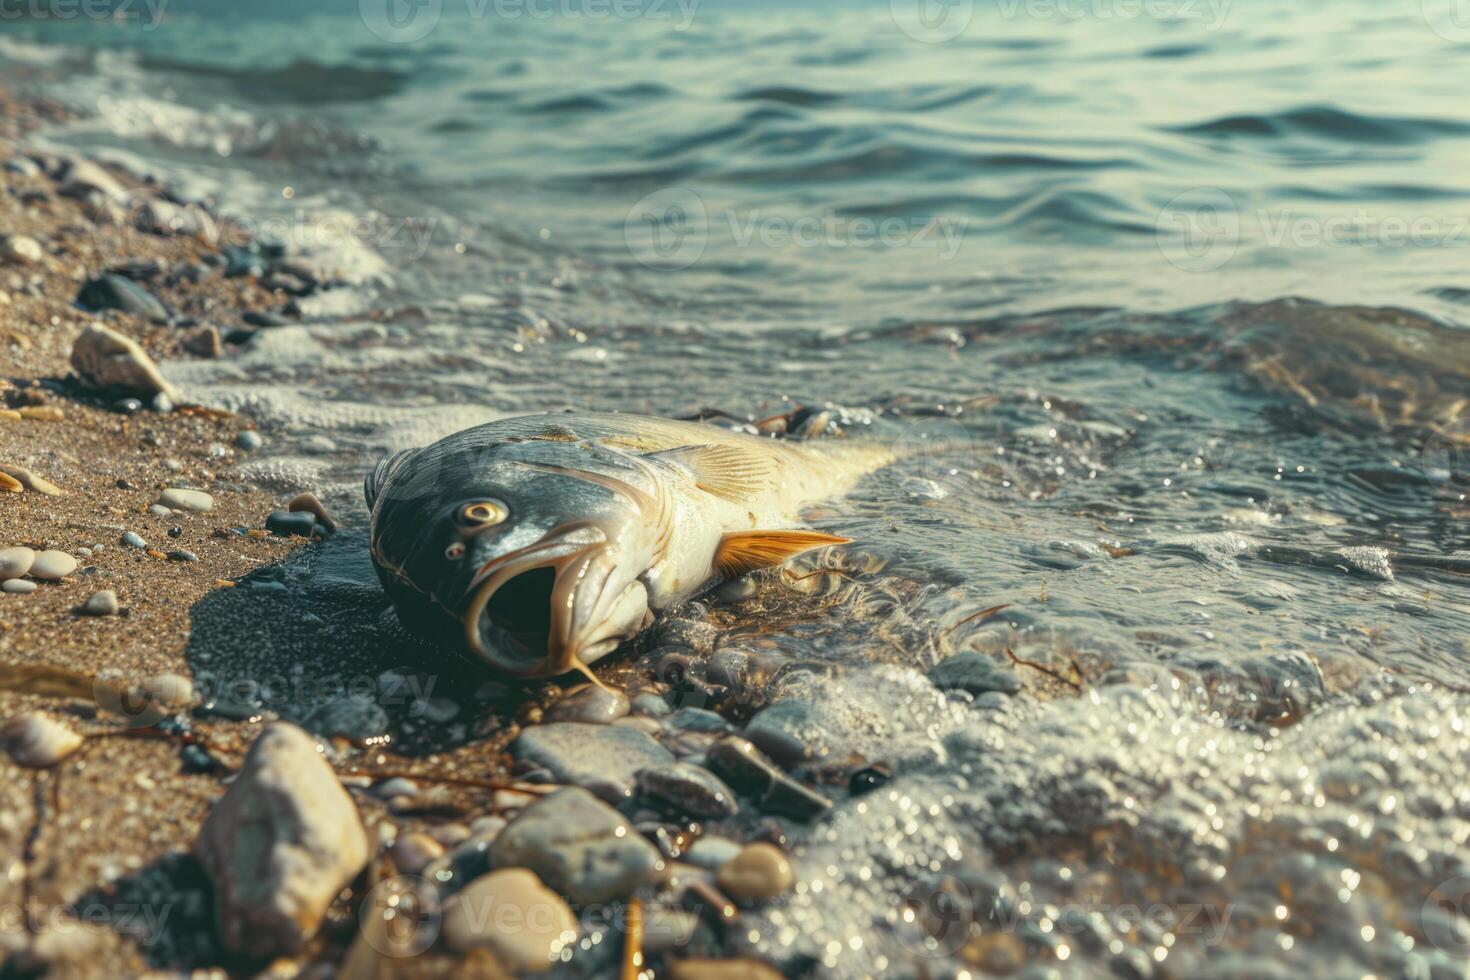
(714, 529, 851, 578)
(645, 444, 776, 501)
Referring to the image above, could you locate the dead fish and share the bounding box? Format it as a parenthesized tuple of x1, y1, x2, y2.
(366, 412, 892, 681)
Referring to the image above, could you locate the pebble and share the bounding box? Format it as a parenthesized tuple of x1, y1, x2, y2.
(442, 869, 579, 969)
(243, 310, 287, 328)
(167, 549, 199, 563)
(29, 550, 77, 581)
(287, 491, 337, 532)
(75, 274, 168, 321)
(1, 580, 37, 594)
(0, 464, 64, 496)
(667, 706, 733, 733)
(685, 835, 744, 872)
(371, 777, 419, 799)
(16, 406, 64, 422)
(150, 392, 173, 413)
(704, 736, 832, 822)
(69, 323, 178, 399)
(926, 652, 1022, 696)
(56, 158, 126, 199)
(715, 842, 796, 903)
(80, 590, 119, 617)
(4, 157, 40, 178)
(0, 235, 43, 265)
(545, 683, 630, 724)
(630, 692, 672, 717)
(1, 713, 83, 768)
(156, 488, 213, 512)
(490, 787, 667, 905)
(391, 832, 445, 875)
(509, 722, 673, 803)
(741, 703, 815, 766)
(141, 672, 195, 709)
(182, 324, 223, 358)
(636, 762, 740, 819)
(0, 547, 34, 581)
(148, 504, 172, 518)
(111, 397, 143, 414)
(265, 510, 315, 538)
(235, 430, 262, 452)
(302, 695, 388, 740)
(195, 723, 369, 958)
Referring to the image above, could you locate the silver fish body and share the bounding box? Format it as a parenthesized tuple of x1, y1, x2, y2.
(366, 412, 890, 679)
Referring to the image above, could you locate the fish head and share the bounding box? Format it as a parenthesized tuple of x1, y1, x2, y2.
(367, 439, 655, 678)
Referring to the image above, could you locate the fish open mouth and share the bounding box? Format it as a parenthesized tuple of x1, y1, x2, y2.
(479, 566, 556, 666)
(460, 526, 606, 676)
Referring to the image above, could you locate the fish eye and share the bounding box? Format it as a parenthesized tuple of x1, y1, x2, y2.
(445, 542, 465, 560)
(458, 500, 507, 527)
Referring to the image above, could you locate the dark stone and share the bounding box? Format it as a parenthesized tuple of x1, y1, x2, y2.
(509, 722, 673, 803)
(166, 550, 200, 562)
(635, 762, 740, 819)
(266, 511, 317, 538)
(704, 736, 832, 822)
(76, 274, 169, 321)
(111, 397, 143, 415)
(666, 707, 732, 734)
(243, 310, 288, 328)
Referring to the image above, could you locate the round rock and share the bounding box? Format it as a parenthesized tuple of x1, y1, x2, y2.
(442, 868, 578, 970)
(545, 683, 630, 724)
(715, 842, 796, 903)
(80, 590, 119, 616)
(29, 550, 77, 581)
(2, 579, 37, 594)
(0, 546, 34, 581)
(635, 762, 740, 819)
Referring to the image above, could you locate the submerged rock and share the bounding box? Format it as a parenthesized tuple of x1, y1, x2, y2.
(489, 787, 667, 905)
(442, 868, 579, 970)
(195, 722, 369, 958)
(926, 652, 1022, 696)
(509, 722, 672, 802)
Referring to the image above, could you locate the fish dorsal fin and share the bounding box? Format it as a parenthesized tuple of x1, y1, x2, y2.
(645, 444, 777, 501)
(714, 529, 851, 578)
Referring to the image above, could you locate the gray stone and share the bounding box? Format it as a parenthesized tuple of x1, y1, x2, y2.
(667, 707, 732, 733)
(636, 762, 739, 819)
(195, 723, 369, 958)
(705, 736, 832, 822)
(121, 531, 147, 549)
(685, 835, 743, 871)
(545, 684, 630, 724)
(235, 430, 262, 452)
(509, 722, 672, 803)
(630, 693, 672, 717)
(741, 702, 813, 765)
(75, 275, 168, 321)
(56, 158, 126, 200)
(927, 652, 1022, 696)
(1, 580, 37, 594)
(1, 235, 43, 266)
(490, 787, 667, 905)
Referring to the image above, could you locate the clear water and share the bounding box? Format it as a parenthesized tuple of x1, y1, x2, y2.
(5, 1, 1470, 975)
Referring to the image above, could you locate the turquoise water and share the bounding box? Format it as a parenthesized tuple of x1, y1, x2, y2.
(5, 2, 1470, 976)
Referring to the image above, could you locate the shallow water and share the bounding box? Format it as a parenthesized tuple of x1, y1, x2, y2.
(6, 1, 1470, 975)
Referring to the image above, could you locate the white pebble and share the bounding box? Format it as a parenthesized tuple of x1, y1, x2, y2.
(156, 488, 213, 512)
(80, 590, 119, 616)
(2, 579, 37, 594)
(29, 550, 77, 581)
(0, 546, 34, 581)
